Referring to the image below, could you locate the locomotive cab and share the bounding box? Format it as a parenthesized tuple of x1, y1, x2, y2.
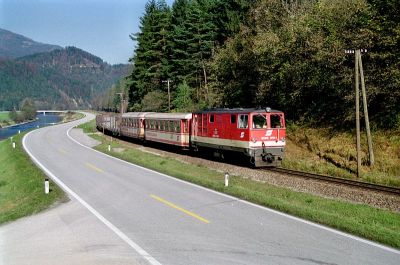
(249, 111, 286, 167)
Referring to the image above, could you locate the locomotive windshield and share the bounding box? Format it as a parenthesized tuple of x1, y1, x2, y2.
(252, 114, 267, 129)
(270, 114, 283, 128)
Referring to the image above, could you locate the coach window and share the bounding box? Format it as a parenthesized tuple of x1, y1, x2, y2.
(183, 121, 188, 133)
(238, 114, 248, 129)
(177, 121, 181, 132)
(210, 114, 214, 123)
(252, 114, 267, 129)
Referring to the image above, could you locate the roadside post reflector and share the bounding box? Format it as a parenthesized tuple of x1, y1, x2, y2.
(12, 142, 15, 149)
(224, 172, 229, 187)
(45, 179, 49, 194)
(108, 144, 111, 152)
(18, 130, 21, 134)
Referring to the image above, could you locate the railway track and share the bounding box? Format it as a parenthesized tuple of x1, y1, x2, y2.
(266, 167, 400, 196)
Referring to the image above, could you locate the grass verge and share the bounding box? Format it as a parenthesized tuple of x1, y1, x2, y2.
(59, 111, 85, 123)
(78, 120, 400, 249)
(0, 132, 65, 225)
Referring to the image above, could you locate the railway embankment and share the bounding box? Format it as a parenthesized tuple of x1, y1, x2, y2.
(283, 124, 400, 188)
(78, 119, 400, 249)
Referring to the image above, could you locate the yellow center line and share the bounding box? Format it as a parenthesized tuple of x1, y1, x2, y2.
(85, 162, 104, 173)
(150, 194, 210, 224)
(58, 148, 67, 154)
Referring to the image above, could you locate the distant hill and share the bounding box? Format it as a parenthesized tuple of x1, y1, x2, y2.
(0, 46, 131, 110)
(0, 28, 62, 59)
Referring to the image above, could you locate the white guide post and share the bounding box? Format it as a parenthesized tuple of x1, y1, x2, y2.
(224, 172, 229, 187)
(44, 179, 49, 194)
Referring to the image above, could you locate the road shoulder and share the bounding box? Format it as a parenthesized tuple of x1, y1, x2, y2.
(0, 198, 141, 265)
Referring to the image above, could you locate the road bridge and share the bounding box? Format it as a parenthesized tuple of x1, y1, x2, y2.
(36, 110, 68, 115)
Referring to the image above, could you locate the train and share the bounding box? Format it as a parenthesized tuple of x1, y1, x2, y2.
(96, 108, 286, 167)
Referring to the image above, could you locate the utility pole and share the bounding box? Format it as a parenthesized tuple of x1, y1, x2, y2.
(358, 51, 374, 166)
(162, 79, 173, 111)
(345, 48, 374, 178)
(355, 49, 361, 178)
(116, 92, 125, 115)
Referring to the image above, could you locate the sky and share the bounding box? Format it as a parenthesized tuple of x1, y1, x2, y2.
(0, 0, 174, 64)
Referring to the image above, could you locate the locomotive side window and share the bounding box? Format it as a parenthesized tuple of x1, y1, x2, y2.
(270, 114, 282, 128)
(210, 114, 214, 123)
(238, 114, 248, 129)
(252, 114, 267, 129)
(231, 115, 236, 124)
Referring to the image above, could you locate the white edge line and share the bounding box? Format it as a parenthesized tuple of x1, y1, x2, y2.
(22, 127, 162, 265)
(66, 118, 400, 255)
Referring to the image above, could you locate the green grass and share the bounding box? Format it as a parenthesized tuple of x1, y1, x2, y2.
(0, 132, 65, 225)
(79, 119, 97, 133)
(78, 120, 400, 249)
(59, 111, 85, 123)
(0, 111, 14, 127)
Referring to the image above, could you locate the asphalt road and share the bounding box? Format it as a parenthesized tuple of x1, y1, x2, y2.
(18, 113, 400, 264)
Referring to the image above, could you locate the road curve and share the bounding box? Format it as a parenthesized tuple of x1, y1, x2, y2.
(21, 113, 399, 265)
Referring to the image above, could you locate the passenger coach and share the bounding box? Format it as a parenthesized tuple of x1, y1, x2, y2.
(191, 108, 285, 167)
(120, 112, 153, 140)
(144, 112, 192, 148)
(96, 113, 120, 135)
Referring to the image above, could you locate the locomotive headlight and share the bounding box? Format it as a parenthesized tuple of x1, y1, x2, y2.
(280, 137, 285, 142)
(251, 137, 257, 143)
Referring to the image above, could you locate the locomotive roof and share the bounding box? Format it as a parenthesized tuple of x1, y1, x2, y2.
(194, 108, 282, 114)
(122, 112, 154, 118)
(144, 112, 192, 120)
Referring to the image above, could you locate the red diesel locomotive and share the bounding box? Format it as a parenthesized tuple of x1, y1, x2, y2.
(96, 108, 286, 167)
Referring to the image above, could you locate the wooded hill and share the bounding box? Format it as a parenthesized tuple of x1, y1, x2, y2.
(0, 28, 62, 59)
(0, 46, 130, 110)
(124, 0, 399, 129)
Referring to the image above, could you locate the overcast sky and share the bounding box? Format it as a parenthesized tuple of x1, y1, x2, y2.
(0, 0, 174, 64)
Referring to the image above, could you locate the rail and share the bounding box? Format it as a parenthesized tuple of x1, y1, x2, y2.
(266, 167, 400, 196)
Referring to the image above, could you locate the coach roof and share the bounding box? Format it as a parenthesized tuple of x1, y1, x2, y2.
(144, 112, 192, 120)
(122, 112, 154, 118)
(194, 108, 282, 114)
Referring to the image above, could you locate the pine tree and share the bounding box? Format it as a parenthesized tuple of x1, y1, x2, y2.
(127, 0, 171, 109)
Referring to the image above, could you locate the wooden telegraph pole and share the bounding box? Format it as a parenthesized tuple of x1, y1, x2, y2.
(354, 49, 361, 178)
(116, 92, 125, 114)
(162, 79, 173, 111)
(358, 51, 374, 166)
(345, 48, 374, 178)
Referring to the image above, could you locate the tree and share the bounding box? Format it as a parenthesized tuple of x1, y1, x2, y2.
(127, 0, 171, 109)
(9, 108, 18, 121)
(20, 98, 37, 120)
(173, 81, 194, 111)
(141, 91, 168, 111)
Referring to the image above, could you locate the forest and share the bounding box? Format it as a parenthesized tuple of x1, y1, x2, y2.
(0, 47, 130, 110)
(104, 0, 399, 129)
